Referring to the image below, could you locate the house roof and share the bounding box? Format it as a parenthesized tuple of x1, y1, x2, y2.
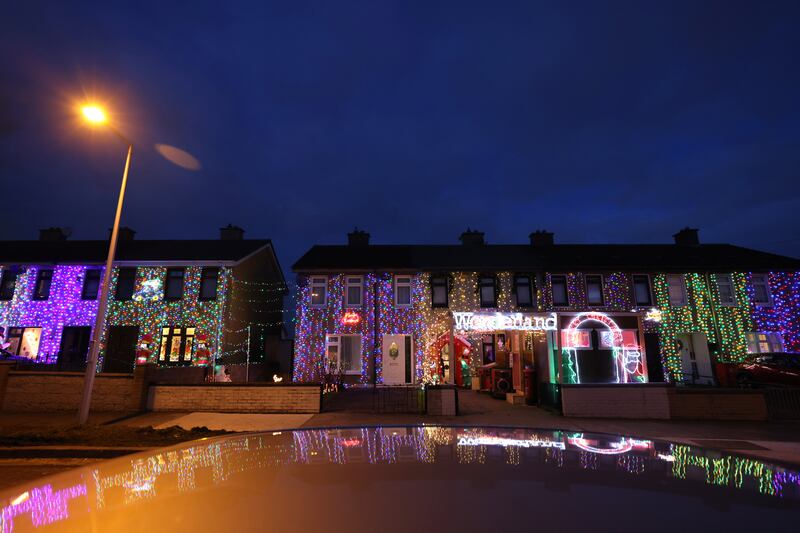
(292, 243, 800, 273)
(0, 239, 273, 264)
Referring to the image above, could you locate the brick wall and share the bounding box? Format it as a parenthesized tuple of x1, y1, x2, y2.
(669, 389, 767, 420)
(149, 384, 322, 413)
(2, 371, 133, 412)
(562, 384, 671, 419)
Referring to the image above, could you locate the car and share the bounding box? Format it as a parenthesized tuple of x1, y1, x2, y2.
(0, 426, 798, 532)
(728, 352, 800, 387)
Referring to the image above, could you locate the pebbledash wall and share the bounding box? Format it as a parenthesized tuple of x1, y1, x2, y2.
(0, 265, 101, 362)
(99, 266, 231, 367)
(294, 270, 800, 384)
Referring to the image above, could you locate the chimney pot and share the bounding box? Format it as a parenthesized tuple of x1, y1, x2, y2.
(39, 227, 68, 242)
(529, 230, 554, 246)
(673, 227, 700, 246)
(459, 228, 485, 246)
(220, 224, 245, 241)
(347, 228, 370, 246)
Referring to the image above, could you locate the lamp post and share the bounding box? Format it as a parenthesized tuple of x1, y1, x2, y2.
(77, 105, 134, 425)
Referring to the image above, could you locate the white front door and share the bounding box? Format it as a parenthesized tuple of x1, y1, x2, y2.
(382, 335, 413, 384)
(677, 333, 714, 385)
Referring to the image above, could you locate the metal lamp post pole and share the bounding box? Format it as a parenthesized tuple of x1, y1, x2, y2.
(78, 143, 133, 425)
(245, 325, 251, 383)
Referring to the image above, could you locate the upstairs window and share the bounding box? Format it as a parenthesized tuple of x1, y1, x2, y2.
(746, 332, 784, 354)
(750, 274, 772, 306)
(164, 268, 185, 301)
(115, 267, 137, 301)
(394, 276, 412, 307)
(345, 276, 363, 307)
(431, 275, 448, 308)
(33, 269, 53, 300)
(0, 267, 18, 300)
(479, 275, 496, 308)
(585, 275, 604, 306)
(310, 277, 327, 307)
(81, 269, 102, 300)
(666, 274, 687, 306)
(632, 275, 652, 306)
(551, 275, 569, 306)
(199, 267, 220, 301)
(513, 275, 533, 307)
(716, 274, 737, 306)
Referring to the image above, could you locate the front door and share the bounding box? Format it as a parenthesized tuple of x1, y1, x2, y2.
(382, 335, 412, 385)
(58, 326, 91, 370)
(104, 326, 139, 373)
(677, 333, 714, 385)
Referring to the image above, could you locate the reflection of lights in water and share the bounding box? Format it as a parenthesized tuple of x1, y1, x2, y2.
(458, 436, 566, 450)
(657, 453, 676, 462)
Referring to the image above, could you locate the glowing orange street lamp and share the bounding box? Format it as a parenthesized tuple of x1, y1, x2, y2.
(77, 103, 134, 425)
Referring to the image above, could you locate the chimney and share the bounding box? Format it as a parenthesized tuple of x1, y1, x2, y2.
(39, 227, 68, 242)
(459, 228, 485, 246)
(673, 227, 700, 246)
(529, 230, 554, 246)
(220, 224, 245, 241)
(347, 228, 370, 246)
(109, 226, 136, 241)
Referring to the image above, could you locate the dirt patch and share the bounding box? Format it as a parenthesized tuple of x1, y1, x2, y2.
(0, 424, 230, 447)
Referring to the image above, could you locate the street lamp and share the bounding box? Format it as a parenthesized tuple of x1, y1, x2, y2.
(77, 103, 133, 425)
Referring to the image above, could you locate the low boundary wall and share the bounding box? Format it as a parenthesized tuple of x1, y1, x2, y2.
(561, 383, 768, 420)
(148, 383, 322, 413)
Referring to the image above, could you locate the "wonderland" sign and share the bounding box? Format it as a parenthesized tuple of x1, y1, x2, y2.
(453, 312, 557, 332)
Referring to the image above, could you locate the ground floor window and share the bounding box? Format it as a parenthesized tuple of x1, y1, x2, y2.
(3, 327, 42, 358)
(159, 326, 196, 364)
(326, 334, 361, 374)
(746, 332, 784, 354)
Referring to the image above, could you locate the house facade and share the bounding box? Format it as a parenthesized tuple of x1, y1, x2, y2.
(0, 226, 287, 373)
(292, 229, 800, 389)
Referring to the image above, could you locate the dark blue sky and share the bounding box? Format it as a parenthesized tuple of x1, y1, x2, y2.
(2, 0, 799, 270)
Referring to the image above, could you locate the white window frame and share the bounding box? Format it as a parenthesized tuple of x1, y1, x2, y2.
(325, 334, 362, 374)
(584, 274, 605, 306)
(632, 274, 653, 306)
(310, 276, 328, 307)
(750, 274, 773, 306)
(746, 332, 784, 354)
(344, 275, 363, 307)
(715, 273, 737, 307)
(666, 274, 687, 306)
(394, 275, 413, 307)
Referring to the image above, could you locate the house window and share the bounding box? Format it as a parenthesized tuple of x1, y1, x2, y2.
(325, 334, 362, 374)
(746, 332, 784, 354)
(513, 275, 533, 307)
(115, 267, 137, 300)
(632, 275, 652, 306)
(4, 327, 42, 358)
(479, 275, 496, 308)
(585, 275, 604, 306)
(750, 274, 772, 306)
(431, 275, 448, 308)
(666, 275, 687, 306)
(551, 275, 569, 306)
(158, 326, 196, 364)
(395, 276, 412, 307)
(199, 267, 219, 301)
(0, 267, 18, 300)
(164, 268, 185, 301)
(33, 269, 53, 300)
(345, 276, 363, 307)
(310, 276, 327, 307)
(716, 274, 737, 306)
(81, 269, 102, 300)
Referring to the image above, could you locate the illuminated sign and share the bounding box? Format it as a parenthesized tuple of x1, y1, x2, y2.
(457, 436, 565, 449)
(644, 308, 662, 323)
(341, 312, 361, 326)
(453, 312, 557, 332)
(133, 279, 162, 302)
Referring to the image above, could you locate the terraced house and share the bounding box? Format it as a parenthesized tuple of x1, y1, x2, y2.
(292, 228, 800, 395)
(0, 226, 287, 373)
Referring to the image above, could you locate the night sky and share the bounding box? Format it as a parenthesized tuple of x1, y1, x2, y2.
(2, 0, 799, 272)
